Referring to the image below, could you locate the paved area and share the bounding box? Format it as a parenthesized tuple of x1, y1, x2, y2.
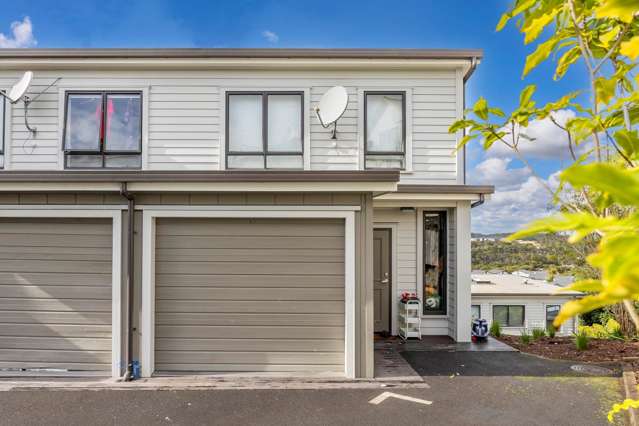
(398, 335, 516, 352)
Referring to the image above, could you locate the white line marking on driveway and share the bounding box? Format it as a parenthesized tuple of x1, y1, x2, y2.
(368, 391, 432, 406)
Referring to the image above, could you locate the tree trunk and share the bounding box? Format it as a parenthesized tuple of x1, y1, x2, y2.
(611, 303, 638, 337)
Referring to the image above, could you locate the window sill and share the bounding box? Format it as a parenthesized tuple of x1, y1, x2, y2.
(421, 315, 449, 319)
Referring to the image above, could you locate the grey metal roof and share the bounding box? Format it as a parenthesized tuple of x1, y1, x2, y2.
(0, 48, 483, 60)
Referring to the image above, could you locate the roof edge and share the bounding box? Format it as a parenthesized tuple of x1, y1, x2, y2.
(397, 184, 495, 195)
(0, 48, 484, 61)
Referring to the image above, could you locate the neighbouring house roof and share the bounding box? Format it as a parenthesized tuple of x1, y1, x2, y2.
(471, 273, 581, 297)
(0, 48, 484, 60)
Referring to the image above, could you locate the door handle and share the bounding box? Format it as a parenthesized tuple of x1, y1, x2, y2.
(381, 279, 389, 284)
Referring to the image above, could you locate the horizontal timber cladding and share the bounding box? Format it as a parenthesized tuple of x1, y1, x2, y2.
(154, 217, 346, 373)
(0, 218, 112, 372)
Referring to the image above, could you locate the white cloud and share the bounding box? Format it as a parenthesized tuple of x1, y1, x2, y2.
(487, 109, 577, 160)
(470, 156, 561, 233)
(262, 30, 279, 43)
(0, 17, 36, 48)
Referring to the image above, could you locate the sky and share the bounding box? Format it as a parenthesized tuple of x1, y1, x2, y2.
(0, 1, 588, 234)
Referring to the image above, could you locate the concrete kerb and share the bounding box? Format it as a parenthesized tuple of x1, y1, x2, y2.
(621, 363, 639, 426)
(0, 376, 430, 392)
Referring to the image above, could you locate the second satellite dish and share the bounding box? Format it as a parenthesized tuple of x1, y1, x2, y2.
(6, 71, 33, 103)
(314, 86, 348, 139)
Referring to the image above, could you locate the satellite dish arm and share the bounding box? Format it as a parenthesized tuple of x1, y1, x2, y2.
(23, 97, 37, 135)
(314, 107, 338, 140)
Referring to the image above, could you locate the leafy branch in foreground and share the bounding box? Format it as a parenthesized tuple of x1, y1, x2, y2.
(449, 1, 638, 421)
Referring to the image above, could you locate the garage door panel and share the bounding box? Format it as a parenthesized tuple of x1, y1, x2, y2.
(157, 235, 342, 250)
(0, 218, 113, 373)
(0, 311, 111, 325)
(156, 219, 344, 237)
(156, 325, 344, 340)
(156, 338, 345, 352)
(157, 313, 344, 327)
(156, 274, 344, 288)
(155, 218, 345, 374)
(155, 351, 343, 365)
(156, 287, 344, 302)
(0, 272, 111, 287)
(0, 323, 111, 338)
(157, 300, 344, 314)
(0, 285, 111, 300)
(156, 261, 343, 276)
(155, 248, 344, 263)
(0, 299, 111, 312)
(0, 336, 111, 351)
(0, 234, 112, 248)
(155, 363, 343, 373)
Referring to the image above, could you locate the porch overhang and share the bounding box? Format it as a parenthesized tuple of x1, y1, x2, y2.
(373, 184, 494, 207)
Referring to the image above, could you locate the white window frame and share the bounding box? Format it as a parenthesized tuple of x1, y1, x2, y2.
(219, 87, 311, 171)
(140, 206, 356, 378)
(57, 86, 150, 170)
(0, 207, 122, 378)
(357, 87, 413, 172)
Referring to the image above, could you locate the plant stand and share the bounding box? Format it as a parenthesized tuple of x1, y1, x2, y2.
(399, 299, 421, 340)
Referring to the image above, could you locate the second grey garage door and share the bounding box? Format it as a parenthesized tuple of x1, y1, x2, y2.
(154, 218, 345, 374)
(0, 218, 113, 373)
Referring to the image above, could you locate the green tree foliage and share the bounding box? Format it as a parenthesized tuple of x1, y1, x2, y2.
(450, 1, 638, 421)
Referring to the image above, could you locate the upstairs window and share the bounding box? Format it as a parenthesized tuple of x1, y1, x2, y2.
(364, 91, 405, 169)
(226, 92, 303, 169)
(63, 92, 142, 169)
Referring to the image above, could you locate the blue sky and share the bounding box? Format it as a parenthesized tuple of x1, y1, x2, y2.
(0, 1, 587, 233)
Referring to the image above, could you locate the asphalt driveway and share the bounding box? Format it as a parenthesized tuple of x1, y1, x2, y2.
(0, 352, 624, 426)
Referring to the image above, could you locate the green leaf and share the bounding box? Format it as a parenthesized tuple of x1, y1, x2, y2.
(562, 163, 639, 206)
(448, 119, 473, 134)
(620, 36, 639, 60)
(554, 46, 581, 80)
(521, 8, 560, 44)
(594, 77, 617, 105)
(523, 37, 559, 77)
(519, 84, 537, 107)
(595, 0, 639, 23)
(488, 107, 506, 117)
(599, 25, 621, 48)
(454, 133, 477, 153)
(496, 0, 537, 31)
(614, 129, 639, 158)
(473, 97, 489, 120)
(557, 279, 604, 293)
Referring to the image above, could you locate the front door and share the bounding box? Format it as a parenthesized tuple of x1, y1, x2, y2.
(373, 228, 391, 333)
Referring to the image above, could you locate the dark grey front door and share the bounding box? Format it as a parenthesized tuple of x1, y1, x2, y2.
(373, 228, 391, 333)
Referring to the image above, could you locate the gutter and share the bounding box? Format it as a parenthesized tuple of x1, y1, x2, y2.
(119, 183, 136, 381)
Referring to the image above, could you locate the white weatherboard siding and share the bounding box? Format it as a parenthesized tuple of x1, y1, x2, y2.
(2, 70, 459, 183)
(472, 296, 579, 336)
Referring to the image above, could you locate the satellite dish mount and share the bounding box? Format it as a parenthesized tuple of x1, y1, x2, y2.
(314, 86, 348, 140)
(0, 71, 37, 135)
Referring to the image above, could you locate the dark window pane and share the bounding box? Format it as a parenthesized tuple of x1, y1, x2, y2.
(104, 154, 141, 168)
(66, 154, 103, 168)
(493, 306, 508, 325)
(105, 94, 141, 152)
(65, 94, 102, 151)
(508, 306, 525, 326)
(423, 212, 447, 315)
(0, 97, 5, 155)
(546, 305, 560, 330)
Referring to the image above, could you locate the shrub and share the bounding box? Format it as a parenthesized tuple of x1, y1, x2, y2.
(531, 328, 546, 340)
(490, 321, 501, 338)
(574, 331, 589, 351)
(578, 319, 624, 340)
(520, 330, 532, 344)
(547, 325, 556, 338)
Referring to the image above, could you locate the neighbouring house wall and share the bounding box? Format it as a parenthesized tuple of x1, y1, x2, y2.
(472, 295, 579, 336)
(0, 69, 461, 184)
(373, 206, 458, 338)
(0, 191, 373, 377)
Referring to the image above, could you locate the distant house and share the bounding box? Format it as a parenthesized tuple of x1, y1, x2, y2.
(471, 273, 581, 336)
(513, 269, 548, 281)
(552, 275, 574, 287)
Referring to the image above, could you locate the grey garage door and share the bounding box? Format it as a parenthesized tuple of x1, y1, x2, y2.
(0, 218, 113, 372)
(155, 218, 345, 374)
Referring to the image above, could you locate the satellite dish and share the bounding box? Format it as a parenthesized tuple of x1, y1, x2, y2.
(6, 71, 33, 103)
(314, 86, 348, 139)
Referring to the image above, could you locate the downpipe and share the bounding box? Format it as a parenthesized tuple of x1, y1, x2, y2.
(471, 194, 485, 209)
(120, 182, 136, 381)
